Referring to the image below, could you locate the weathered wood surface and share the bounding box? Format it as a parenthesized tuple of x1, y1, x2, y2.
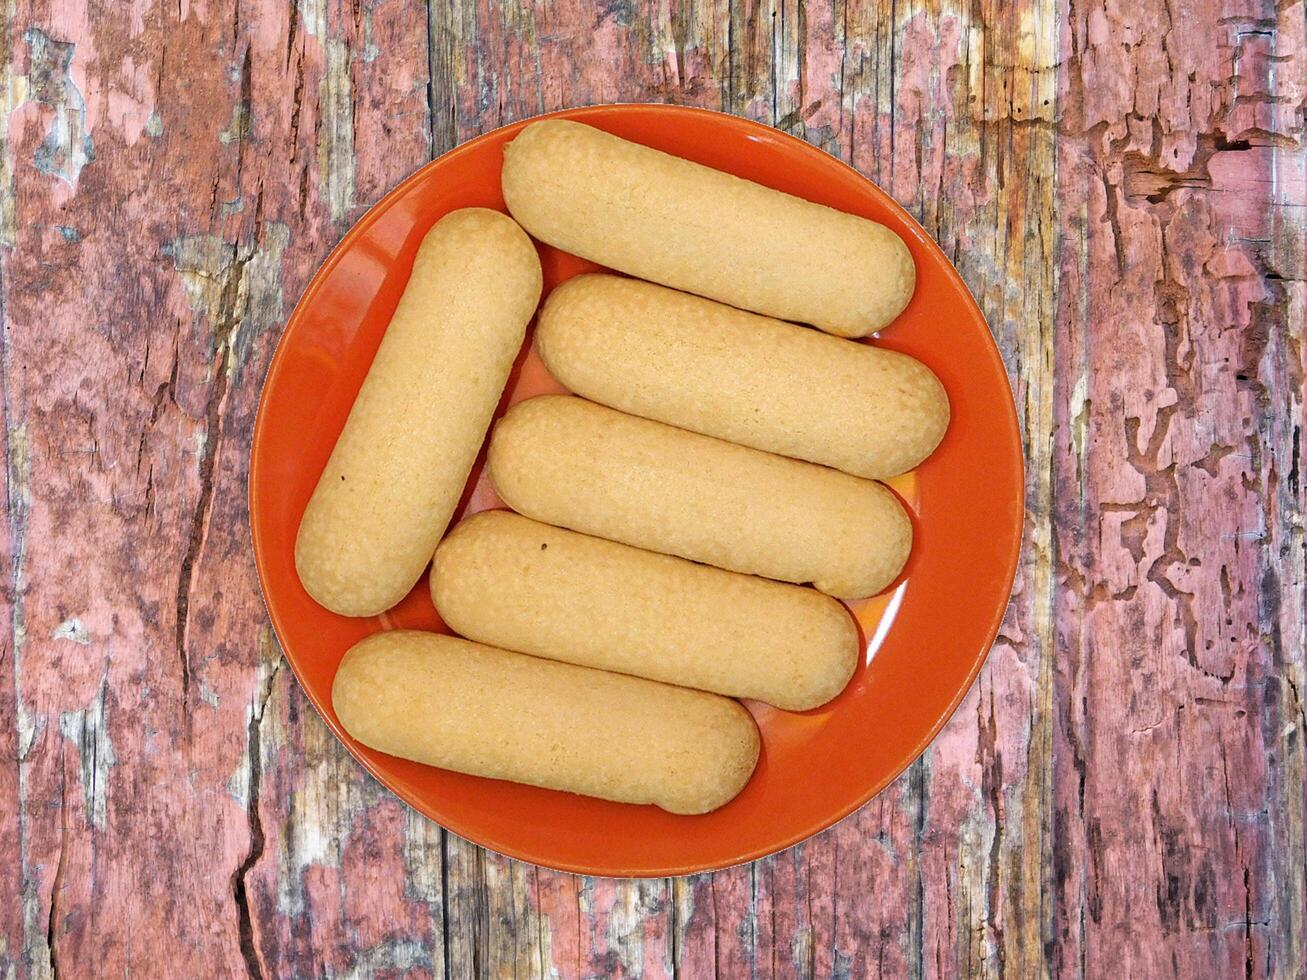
(0, 0, 1302, 976)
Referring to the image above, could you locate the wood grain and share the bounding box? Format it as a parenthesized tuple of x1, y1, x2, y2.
(0, 0, 1302, 977)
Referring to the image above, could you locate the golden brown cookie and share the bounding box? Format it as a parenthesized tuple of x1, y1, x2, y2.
(332, 630, 760, 814)
(487, 395, 912, 600)
(432, 511, 858, 710)
(295, 209, 542, 617)
(537, 274, 949, 479)
(501, 120, 914, 338)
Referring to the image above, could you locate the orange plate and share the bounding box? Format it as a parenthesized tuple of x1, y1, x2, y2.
(250, 104, 1024, 877)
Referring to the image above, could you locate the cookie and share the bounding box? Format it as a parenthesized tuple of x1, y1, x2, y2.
(432, 511, 858, 710)
(487, 395, 912, 600)
(332, 630, 760, 814)
(295, 209, 542, 616)
(537, 274, 949, 479)
(501, 119, 914, 338)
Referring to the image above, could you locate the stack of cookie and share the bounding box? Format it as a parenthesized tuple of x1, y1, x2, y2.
(295, 121, 949, 815)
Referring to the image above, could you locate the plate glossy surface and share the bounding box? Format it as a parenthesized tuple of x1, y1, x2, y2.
(250, 104, 1024, 877)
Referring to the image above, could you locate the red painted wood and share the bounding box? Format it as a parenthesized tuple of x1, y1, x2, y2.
(0, 0, 1302, 976)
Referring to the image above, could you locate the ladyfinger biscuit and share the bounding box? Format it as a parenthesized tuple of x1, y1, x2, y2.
(537, 274, 949, 479)
(295, 209, 542, 617)
(487, 396, 912, 600)
(332, 630, 760, 814)
(432, 511, 858, 710)
(501, 119, 914, 338)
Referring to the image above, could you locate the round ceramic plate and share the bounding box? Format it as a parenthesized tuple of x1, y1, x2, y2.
(250, 104, 1024, 877)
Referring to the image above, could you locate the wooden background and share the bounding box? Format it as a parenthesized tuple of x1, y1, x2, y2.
(1, 0, 1304, 976)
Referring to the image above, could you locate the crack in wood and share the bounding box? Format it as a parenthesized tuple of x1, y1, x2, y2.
(440, 830, 452, 980)
(45, 763, 68, 980)
(226, 653, 282, 980)
(1121, 131, 1254, 206)
(911, 759, 927, 979)
(231, 698, 267, 980)
(174, 243, 249, 703)
(233, 44, 254, 193)
(289, 49, 305, 160)
(979, 685, 1007, 975)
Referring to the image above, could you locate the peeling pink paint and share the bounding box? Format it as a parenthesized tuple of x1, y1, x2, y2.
(1, 0, 1303, 976)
